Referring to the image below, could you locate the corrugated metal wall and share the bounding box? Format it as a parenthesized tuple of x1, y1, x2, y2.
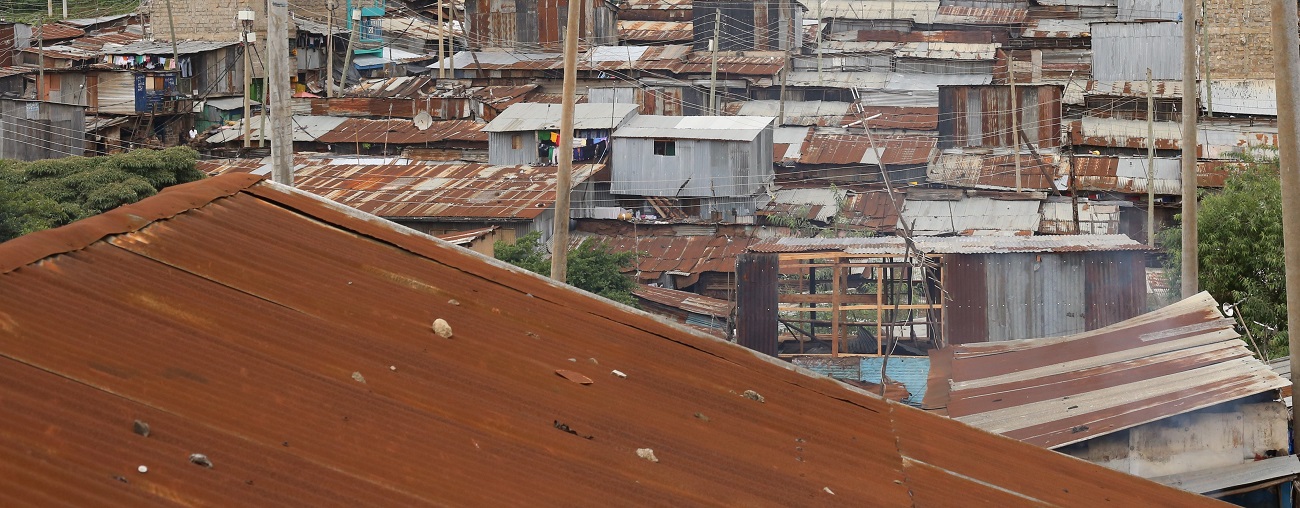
(693, 0, 800, 51)
(1091, 22, 1183, 81)
(1084, 251, 1146, 329)
(1118, 0, 1180, 21)
(466, 0, 615, 49)
(95, 72, 139, 115)
(736, 251, 778, 356)
(942, 254, 989, 345)
(487, 131, 539, 165)
(937, 84, 1062, 149)
(0, 99, 86, 160)
(611, 132, 774, 198)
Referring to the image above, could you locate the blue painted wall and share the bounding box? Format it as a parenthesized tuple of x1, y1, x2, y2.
(790, 356, 930, 406)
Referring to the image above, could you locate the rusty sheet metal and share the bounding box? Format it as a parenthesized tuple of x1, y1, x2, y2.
(856, 105, 939, 130)
(1070, 118, 1280, 157)
(1071, 155, 1239, 194)
(933, 5, 1027, 24)
(853, 29, 997, 44)
(1038, 199, 1123, 235)
(1021, 19, 1091, 38)
(925, 291, 1290, 450)
(677, 55, 784, 76)
(797, 134, 935, 166)
(632, 285, 733, 318)
(308, 97, 470, 119)
(0, 174, 1221, 507)
(750, 234, 1148, 255)
(315, 118, 486, 145)
(722, 100, 852, 127)
(1084, 80, 1183, 99)
(840, 190, 900, 232)
(434, 225, 498, 245)
(937, 84, 1063, 150)
(894, 42, 998, 60)
(345, 77, 437, 98)
(69, 30, 143, 51)
(618, 20, 693, 42)
(575, 233, 754, 281)
(21, 45, 100, 60)
(294, 162, 602, 220)
(928, 150, 1064, 191)
(35, 23, 86, 40)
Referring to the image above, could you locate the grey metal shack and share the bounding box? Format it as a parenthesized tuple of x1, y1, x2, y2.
(611, 115, 775, 220)
(482, 102, 639, 166)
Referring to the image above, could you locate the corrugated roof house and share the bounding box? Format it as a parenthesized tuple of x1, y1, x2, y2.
(482, 102, 639, 166)
(0, 173, 1222, 506)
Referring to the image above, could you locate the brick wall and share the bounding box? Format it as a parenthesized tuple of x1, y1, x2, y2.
(144, 0, 336, 76)
(1203, 0, 1275, 79)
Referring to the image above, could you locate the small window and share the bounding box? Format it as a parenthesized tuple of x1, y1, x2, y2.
(653, 139, 676, 156)
(511, 133, 523, 149)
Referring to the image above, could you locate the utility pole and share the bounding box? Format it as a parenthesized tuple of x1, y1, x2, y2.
(1270, 0, 1300, 446)
(1147, 68, 1156, 246)
(437, 0, 446, 79)
(241, 9, 254, 149)
(339, 8, 360, 96)
(708, 9, 720, 115)
(61, 0, 66, 18)
(47, 0, 52, 16)
(36, 17, 43, 101)
(1181, 0, 1199, 298)
(1010, 67, 1021, 192)
(816, 0, 822, 84)
(1201, 0, 1212, 118)
(549, 0, 580, 283)
(326, 2, 335, 98)
(267, 0, 293, 185)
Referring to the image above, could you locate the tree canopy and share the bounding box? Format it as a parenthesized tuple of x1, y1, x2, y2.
(0, 147, 205, 242)
(494, 231, 640, 306)
(1160, 151, 1285, 357)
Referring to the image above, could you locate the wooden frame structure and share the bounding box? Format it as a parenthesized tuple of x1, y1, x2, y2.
(776, 251, 945, 358)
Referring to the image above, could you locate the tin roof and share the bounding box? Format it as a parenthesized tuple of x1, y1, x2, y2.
(205, 115, 348, 143)
(60, 13, 132, 27)
(724, 100, 853, 127)
(35, 23, 85, 40)
(620, 0, 692, 9)
(69, 30, 144, 51)
(21, 45, 100, 59)
(894, 41, 997, 61)
(798, 134, 935, 166)
(1205, 79, 1277, 117)
(618, 20, 693, 42)
(632, 285, 733, 318)
(435, 225, 499, 245)
(901, 196, 1042, 236)
(0, 171, 1217, 508)
(293, 15, 347, 35)
(377, 16, 457, 41)
(344, 76, 437, 98)
(815, 0, 940, 23)
(613, 115, 774, 140)
(102, 39, 239, 55)
(677, 55, 785, 76)
(1071, 118, 1280, 157)
(932, 5, 1026, 24)
(578, 233, 755, 281)
(294, 162, 602, 220)
(483, 103, 640, 132)
(1082, 80, 1184, 99)
(749, 233, 1148, 254)
(315, 118, 486, 144)
(785, 71, 889, 89)
(928, 150, 1064, 191)
(858, 105, 939, 129)
(1071, 155, 1239, 194)
(1152, 455, 1300, 495)
(925, 291, 1290, 449)
(1021, 19, 1092, 38)
(1039, 199, 1125, 235)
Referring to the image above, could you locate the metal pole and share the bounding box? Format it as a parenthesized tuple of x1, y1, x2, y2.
(267, 0, 293, 185)
(1269, 0, 1300, 448)
(549, 0, 580, 282)
(1147, 68, 1156, 246)
(709, 9, 720, 115)
(1180, 0, 1199, 298)
(326, 3, 335, 98)
(1011, 68, 1020, 192)
(242, 15, 253, 148)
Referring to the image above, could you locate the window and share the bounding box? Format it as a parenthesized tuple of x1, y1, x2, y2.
(653, 139, 676, 156)
(511, 133, 523, 149)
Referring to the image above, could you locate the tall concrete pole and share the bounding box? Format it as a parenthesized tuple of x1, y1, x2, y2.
(241, 12, 254, 148)
(708, 9, 720, 115)
(437, 0, 446, 79)
(267, 0, 294, 185)
(1180, 0, 1198, 298)
(1147, 68, 1156, 246)
(549, 0, 581, 282)
(1269, 0, 1300, 444)
(339, 9, 360, 96)
(326, 2, 335, 98)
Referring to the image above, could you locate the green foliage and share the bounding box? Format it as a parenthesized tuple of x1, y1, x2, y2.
(0, 147, 204, 242)
(1160, 148, 1286, 357)
(494, 231, 640, 306)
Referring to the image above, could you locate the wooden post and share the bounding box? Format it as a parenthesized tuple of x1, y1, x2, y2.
(437, 0, 446, 79)
(267, 0, 293, 185)
(709, 9, 720, 115)
(549, 0, 581, 282)
(1011, 67, 1021, 192)
(831, 258, 841, 358)
(339, 8, 360, 96)
(1269, 0, 1300, 449)
(326, 2, 335, 98)
(36, 17, 43, 101)
(1147, 68, 1156, 246)
(1181, 0, 1198, 297)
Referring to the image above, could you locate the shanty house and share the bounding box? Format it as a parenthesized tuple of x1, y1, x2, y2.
(0, 172, 1222, 506)
(463, 0, 618, 49)
(0, 99, 86, 160)
(610, 115, 775, 221)
(482, 102, 639, 166)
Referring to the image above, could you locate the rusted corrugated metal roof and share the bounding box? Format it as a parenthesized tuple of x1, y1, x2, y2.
(901, 196, 1042, 236)
(632, 285, 732, 318)
(1039, 199, 1125, 235)
(618, 21, 693, 42)
(620, 0, 691, 9)
(1084, 80, 1183, 99)
(21, 45, 99, 60)
(435, 225, 498, 245)
(315, 118, 486, 144)
(0, 174, 1222, 507)
(295, 162, 603, 220)
(69, 30, 143, 51)
(1021, 19, 1091, 38)
(925, 292, 1290, 449)
(928, 150, 1064, 191)
(1071, 155, 1239, 194)
(345, 77, 437, 98)
(576, 233, 755, 281)
(1070, 118, 1280, 158)
(856, 105, 939, 130)
(840, 190, 900, 232)
(797, 134, 935, 166)
(750, 234, 1148, 254)
(933, 5, 1027, 24)
(678, 55, 784, 76)
(36, 23, 86, 40)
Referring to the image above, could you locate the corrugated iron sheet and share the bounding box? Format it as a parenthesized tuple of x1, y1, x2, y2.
(1091, 21, 1183, 81)
(816, 0, 939, 23)
(69, 30, 143, 51)
(632, 285, 733, 318)
(483, 102, 639, 132)
(576, 233, 754, 280)
(797, 134, 935, 166)
(1071, 118, 1280, 157)
(925, 291, 1289, 449)
(35, 23, 85, 40)
(294, 162, 603, 220)
(857, 105, 939, 130)
(1039, 199, 1123, 235)
(618, 20, 693, 42)
(928, 150, 1064, 191)
(893, 42, 998, 60)
(724, 100, 852, 127)
(933, 6, 1027, 25)
(435, 225, 499, 245)
(0, 172, 1219, 507)
(901, 196, 1042, 236)
(1071, 155, 1239, 194)
(315, 118, 486, 145)
(750, 234, 1148, 254)
(345, 77, 437, 98)
(840, 190, 900, 232)
(1021, 19, 1091, 38)
(937, 84, 1063, 150)
(1204, 79, 1277, 117)
(1085, 80, 1183, 99)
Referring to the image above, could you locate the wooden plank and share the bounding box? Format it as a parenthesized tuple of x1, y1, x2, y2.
(831, 261, 841, 358)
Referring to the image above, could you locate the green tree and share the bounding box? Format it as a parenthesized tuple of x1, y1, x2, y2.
(0, 147, 205, 242)
(494, 231, 640, 306)
(1160, 149, 1286, 357)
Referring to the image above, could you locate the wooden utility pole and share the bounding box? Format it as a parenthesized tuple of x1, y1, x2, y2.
(437, 0, 446, 79)
(241, 9, 254, 148)
(164, 0, 180, 71)
(326, 2, 335, 98)
(47, 0, 52, 16)
(1010, 68, 1021, 192)
(339, 8, 360, 96)
(36, 17, 43, 101)
(1180, 0, 1199, 298)
(1147, 68, 1156, 246)
(1269, 0, 1300, 445)
(1201, 0, 1212, 118)
(267, 0, 293, 185)
(549, 0, 580, 282)
(61, 0, 66, 18)
(708, 9, 720, 115)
